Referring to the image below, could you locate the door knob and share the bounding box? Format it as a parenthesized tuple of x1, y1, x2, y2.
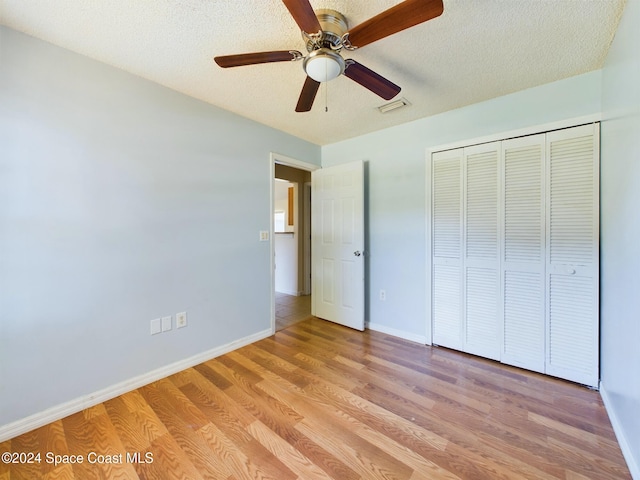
(354, 250, 362, 257)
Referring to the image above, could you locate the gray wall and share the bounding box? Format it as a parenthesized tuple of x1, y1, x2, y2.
(600, 0, 640, 475)
(0, 26, 320, 427)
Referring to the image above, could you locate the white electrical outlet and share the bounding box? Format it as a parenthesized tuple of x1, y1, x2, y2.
(176, 311, 187, 328)
(380, 290, 386, 301)
(150, 318, 162, 335)
(161, 316, 172, 332)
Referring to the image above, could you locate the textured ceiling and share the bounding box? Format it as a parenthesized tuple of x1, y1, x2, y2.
(0, 0, 626, 145)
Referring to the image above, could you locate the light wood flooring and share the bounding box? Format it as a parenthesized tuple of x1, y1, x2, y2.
(275, 292, 311, 331)
(1, 317, 631, 479)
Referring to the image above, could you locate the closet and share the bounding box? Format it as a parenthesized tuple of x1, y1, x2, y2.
(430, 123, 599, 387)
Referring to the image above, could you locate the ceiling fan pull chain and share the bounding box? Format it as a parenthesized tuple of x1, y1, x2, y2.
(325, 71, 328, 112)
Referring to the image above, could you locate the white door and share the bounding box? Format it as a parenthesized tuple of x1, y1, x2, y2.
(431, 143, 501, 359)
(431, 148, 463, 349)
(501, 134, 546, 373)
(463, 142, 501, 361)
(311, 161, 365, 330)
(545, 124, 599, 387)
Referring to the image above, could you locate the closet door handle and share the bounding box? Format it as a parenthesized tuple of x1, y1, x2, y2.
(354, 251, 362, 257)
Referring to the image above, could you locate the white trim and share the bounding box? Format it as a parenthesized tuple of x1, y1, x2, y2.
(428, 114, 602, 155)
(272, 153, 320, 172)
(303, 182, 312, 296)
(600, 383, 640, 480)
(367, 322, 428, 345)
(270, 156, 276, 334)
(0, 328, 272, 443)
(275, 288, 300, 297)
(424, 152, 433, 345)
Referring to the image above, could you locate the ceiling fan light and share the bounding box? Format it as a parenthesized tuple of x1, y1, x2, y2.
(303, 48, 344, 83)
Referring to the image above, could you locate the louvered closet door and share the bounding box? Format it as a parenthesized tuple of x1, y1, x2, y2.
(463, 143, 501, 360)
(546, 124, 599, 387)
(501, 135, 546, 373)
(432, 149, 463, 350)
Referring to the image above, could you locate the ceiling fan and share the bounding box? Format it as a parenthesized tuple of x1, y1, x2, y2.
(214, 0, 444, 112)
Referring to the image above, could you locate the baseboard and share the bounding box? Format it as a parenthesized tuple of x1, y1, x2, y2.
(275, 289, 299, 296)
(600, 383, 640, 480)
(367, 322, 428, 345)
(0, 328, 272, 443)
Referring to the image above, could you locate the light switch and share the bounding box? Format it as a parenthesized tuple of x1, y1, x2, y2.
(161, 316, 172, 332)
(150, 318, 161, 335)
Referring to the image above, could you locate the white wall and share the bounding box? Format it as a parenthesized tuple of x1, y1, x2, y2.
(0, 26, 320, 430)
(322, 71, 602, 341)
(274, 233, 298, 295)
(600, 0, 640, 476)
(274, 181, 298, 295)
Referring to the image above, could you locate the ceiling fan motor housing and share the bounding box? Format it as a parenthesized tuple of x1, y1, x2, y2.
(305, 9, 349, 52)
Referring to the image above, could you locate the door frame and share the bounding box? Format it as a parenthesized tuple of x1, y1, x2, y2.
(303, 181, 312, 295)
(270, 153, 319, 333)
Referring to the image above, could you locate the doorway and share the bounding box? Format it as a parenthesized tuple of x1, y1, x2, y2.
(271, 154, 318, 332)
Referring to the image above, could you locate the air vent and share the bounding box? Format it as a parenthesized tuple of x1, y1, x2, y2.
(378, 98, 410, 113)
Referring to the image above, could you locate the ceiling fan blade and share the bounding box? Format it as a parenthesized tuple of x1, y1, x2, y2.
(346, 0, 444, 48)
(214, 50, 302, 68)
(343, 60, 401, 100)
(282, 0, 322, 34)
(295, 76, 321, 112)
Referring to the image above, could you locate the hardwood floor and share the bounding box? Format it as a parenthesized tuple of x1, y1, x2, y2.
(1, 317, 631, 479)
(275, 292, 311, 331)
